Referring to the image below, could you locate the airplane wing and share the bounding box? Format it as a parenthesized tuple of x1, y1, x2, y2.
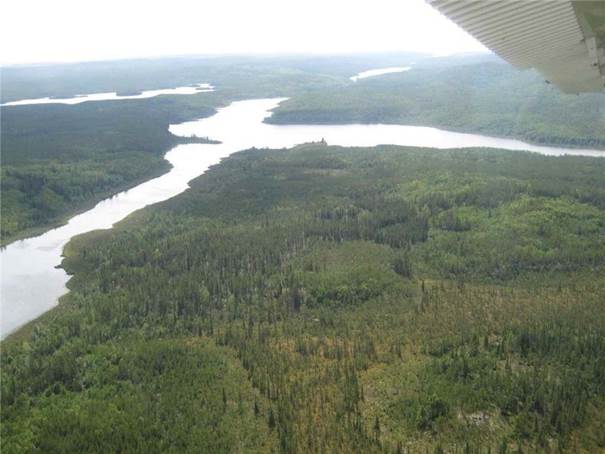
(427, 0, 605, 93)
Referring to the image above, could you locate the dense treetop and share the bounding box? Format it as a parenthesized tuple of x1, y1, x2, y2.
(2, 54, 603, 243)
(3, 144, 604, 452)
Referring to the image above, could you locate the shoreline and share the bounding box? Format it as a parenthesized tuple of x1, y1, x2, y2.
(3, 97, 604, 340)
(264, 117, 605, 152)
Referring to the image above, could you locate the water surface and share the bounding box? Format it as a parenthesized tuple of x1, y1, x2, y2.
(350, 67, 411, 82)
(1, 83, 213, 106)
(2, 98, 603, 338)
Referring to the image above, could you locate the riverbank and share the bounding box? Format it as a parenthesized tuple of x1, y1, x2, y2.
(3, 97, 605, 339)
(265, 116, 605, 152)
(267, 60, 605, 150)
(0, 94, 227, 244)
(1, 134, 220, 248)
(3, 141, 604, 452)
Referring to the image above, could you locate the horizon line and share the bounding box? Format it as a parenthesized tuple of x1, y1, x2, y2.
(0, 49, 492, 69)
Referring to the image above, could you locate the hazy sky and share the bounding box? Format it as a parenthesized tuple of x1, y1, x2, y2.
(1, 0, 487, 65)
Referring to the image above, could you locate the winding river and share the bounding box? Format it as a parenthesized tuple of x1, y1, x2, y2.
(1, 97, 603, 338)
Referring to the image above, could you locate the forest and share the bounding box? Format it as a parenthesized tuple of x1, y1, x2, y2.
(3, 144, 604, 452)
(0, 96, 215, 244)
(2, 54, 604, 244)
(268, 56, 605, 149)
(0, 58, 346, 244)
(0, 53, 409, 103)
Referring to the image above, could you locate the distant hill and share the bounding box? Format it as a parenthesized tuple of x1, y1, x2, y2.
(2, 53, 603, 243)
(268, 54, 605, 149)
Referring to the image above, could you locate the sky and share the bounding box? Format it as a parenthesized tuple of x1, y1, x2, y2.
(0, 0, 487, 65)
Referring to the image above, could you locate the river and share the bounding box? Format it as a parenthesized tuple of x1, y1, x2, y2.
(1, 97, 603, 338)
(0, 83, 214, 106)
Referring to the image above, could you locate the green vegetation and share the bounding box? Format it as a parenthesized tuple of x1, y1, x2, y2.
(3, 54, 603, 244)
(269, 57, 605, 149)
(0, 57, 351, 244)
(0, 95, 220, 244)
(3, 144, 604, 452)
(0, 53, 417, 103)
(3, 54, 604, 450)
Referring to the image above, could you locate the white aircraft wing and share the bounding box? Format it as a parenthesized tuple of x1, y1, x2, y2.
(427, 0, 605, 93)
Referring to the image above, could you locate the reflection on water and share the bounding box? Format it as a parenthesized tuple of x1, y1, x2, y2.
(1, 97, 603, 338)
(1, 83, 213, 106)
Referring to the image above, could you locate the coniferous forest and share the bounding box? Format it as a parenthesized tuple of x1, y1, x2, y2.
(3, 144, 605, 452)
(2, 54, 604, 244)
